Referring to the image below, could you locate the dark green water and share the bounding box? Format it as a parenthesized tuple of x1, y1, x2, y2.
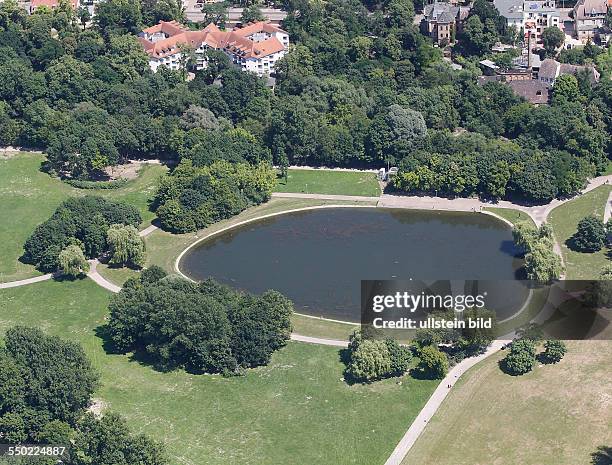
(180, 208, 524, 322)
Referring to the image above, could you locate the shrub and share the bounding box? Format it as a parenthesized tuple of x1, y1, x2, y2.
(65, 178, 128, 189)
(418, 345, 449, 379)
(571, 215, 606, 252)
(503, 338, 536, 375)
(541, 339, 566, 363)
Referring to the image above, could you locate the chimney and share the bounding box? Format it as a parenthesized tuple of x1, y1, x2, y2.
(527, 32, 532, 69)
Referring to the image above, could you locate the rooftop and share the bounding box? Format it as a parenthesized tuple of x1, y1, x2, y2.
(139, 21, 288, 61)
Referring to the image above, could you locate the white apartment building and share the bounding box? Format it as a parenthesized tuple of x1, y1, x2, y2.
(138, 21, 289, 76)
(494, 0, 561, 45)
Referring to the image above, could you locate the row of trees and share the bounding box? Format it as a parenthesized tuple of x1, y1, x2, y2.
(154, 159, 276, 233)
(0, 326, 167, 464)
(345, 308, 497, 383)
(23, 196, 143, 272)
(107, 273, 293, 374)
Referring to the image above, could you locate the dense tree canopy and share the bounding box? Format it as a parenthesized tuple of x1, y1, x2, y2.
(0, 0, 607, 203)
(107, 276, 293, 374)
(23, 196, 141, 272)
(0, 327, 167, 464)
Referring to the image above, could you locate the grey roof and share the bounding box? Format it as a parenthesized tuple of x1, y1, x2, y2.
(508, 80, 551, 104)
(538, 58, 559, 79)
(538, 58, 601, 83)
(573, 0, 607, 19)
(494, 0, 524, 19)
(424, 2, 460, 21)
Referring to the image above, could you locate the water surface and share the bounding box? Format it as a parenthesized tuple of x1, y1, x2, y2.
(180, 208, 523, 321)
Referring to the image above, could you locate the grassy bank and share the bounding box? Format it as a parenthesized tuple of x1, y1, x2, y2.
(402, 340, 612, 465)
(0, 279, 438, 465)
(275, 169, 381, 197)
(549, 185, 611, 279)
(484, 207, 535, 227)
(0, 152, 166, 283)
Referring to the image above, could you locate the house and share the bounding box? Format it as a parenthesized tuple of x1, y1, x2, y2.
(507, 80, 551, 104)
(138, 20, 289, 76)
(422, 3, 469, 45)
(537, 58, 600, 84)
(478, 75, 551, 104)
(494, 0, 560, 45)
(572, 0, 609, 42)
(29, 0, 78, 13)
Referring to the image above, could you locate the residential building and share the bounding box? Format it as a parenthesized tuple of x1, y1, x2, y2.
(478, 75, 551, 104)
(28, 0, 78, 13)
(572, 0, 609, 42)
(422, 2, 469, 45)
(537, 57, 600, 84)
(494, 0, 561, 45)
(138, 20, 289, 76)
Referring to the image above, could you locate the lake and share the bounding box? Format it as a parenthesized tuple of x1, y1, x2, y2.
(179, 207, 526, 322)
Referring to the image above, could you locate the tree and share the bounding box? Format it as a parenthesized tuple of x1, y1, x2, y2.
(541, 339, 566, 363)
(541, 27, 565, 57)
(106, 223, 146, 268)
(571, 215, 606, 252)
(76, 6, 90, 29)
(385, 339, 412, 375)
(552, 74, 580, 105)
(503, 338, 536, 375)
(201, 1, 227, 27)
(4, 326, 99, 424)
(346, 339, 392, 382)
(418, 345, 448, 379)
(72, 413, 168, 465)
(94, 0, 142, 35)
(240, 5, 264, 24)
(524, 239, 563, 282)
(107, 277, 292, 374)
(58, 244, 89, 277)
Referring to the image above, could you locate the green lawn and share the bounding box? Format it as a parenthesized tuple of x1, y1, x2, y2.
(548, 185, 612, 279)
(274, 169, 381, 197)
(402, 340, 612, 465)
(0, 279, 439, 465)
(484, 207, 536, 227)
(0, 152, 166, 283)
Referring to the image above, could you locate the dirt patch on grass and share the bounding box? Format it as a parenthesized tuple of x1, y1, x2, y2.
(104, 162, 146, 180)
(88, 398, 108, 417)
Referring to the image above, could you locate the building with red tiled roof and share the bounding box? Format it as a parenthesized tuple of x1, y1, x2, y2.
(138, 20, 289, 76)
(29, 0, 78, 14)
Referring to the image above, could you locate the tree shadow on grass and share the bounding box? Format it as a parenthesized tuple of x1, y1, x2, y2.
(497, 358, 525, 376)
(591, 446, 612, 465)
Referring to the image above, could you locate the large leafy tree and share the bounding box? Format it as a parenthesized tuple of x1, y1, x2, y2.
(571, 215, 607, 252)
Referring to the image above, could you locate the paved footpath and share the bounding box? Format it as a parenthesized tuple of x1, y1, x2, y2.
(0, 273, 54, 289)
(383, 337, 513, 465)
(275, 174, 612, 227)
(383, 283, 577, 465)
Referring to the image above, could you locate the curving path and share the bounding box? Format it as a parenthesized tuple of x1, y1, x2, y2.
(0, 273, 54, 289)
(383, 283, 579, 465)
